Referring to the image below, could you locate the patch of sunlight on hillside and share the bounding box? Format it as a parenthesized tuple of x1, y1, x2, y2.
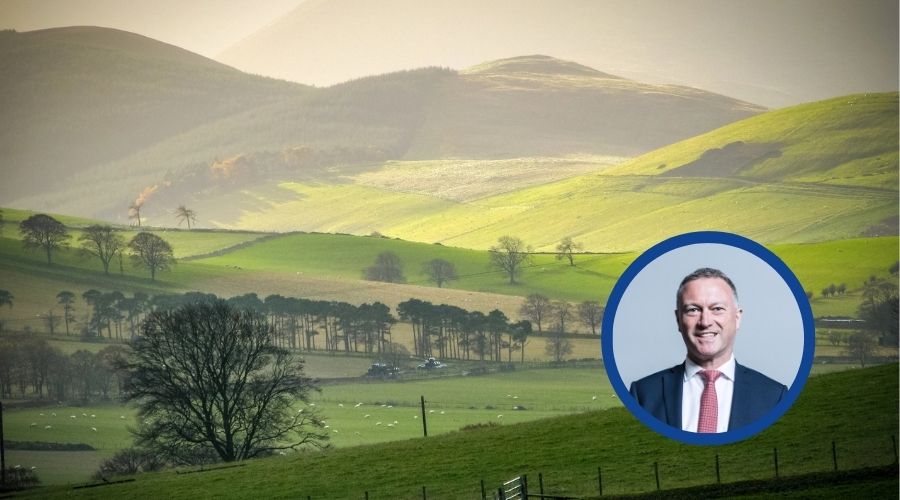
(352, 155, 625, 202)
(226, 182, 456, 234)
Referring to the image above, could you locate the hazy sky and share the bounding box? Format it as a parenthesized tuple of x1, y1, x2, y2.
(2, 0, 897, 106)
(0, 0, 304, 57)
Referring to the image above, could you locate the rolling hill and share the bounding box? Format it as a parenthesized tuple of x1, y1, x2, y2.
(215, 0, 899, 108)
(0, 27, 307, 202)
(175, 93, 897, 251)
(1, 25, 764, 224)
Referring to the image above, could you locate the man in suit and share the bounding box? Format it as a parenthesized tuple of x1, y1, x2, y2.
(629, 268, 787, 433)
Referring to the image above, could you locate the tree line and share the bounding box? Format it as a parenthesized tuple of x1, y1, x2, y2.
(0, 336, 127, 401)
(17, 213, 175, 280)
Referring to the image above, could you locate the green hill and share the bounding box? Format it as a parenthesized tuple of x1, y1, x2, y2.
(2, 207, 895, 326)
(20, 364, 899, 499)
(2, 30, 762, 223)
(163, 93, 897, 252)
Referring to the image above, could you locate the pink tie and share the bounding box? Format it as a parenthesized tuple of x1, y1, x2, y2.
(697, 370, 721, 433)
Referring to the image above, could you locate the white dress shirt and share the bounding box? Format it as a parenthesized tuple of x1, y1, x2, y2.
(682, 355, 735, 433)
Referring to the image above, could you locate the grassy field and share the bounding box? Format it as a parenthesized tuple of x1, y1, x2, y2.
(1, 226, 897, 336)
(2, 360, 885, 488)
(13, 363, 898, 498)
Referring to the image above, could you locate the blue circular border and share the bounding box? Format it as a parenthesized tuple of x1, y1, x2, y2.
(601, 231, 815, 446)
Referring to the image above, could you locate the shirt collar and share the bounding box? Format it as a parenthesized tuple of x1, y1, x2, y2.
(684, 355, 736, 382)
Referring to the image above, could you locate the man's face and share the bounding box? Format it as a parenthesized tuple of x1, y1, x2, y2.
(675, 277, 742, 369)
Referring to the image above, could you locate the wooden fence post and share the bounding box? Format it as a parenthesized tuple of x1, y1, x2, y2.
(597, 466, 603, 496)
(715, 453, 720, 483)
(654, 462, 660, 491)
(832, 440, 837, 471)
(538, 472, 544, 496)
(892, 435, 898, 465)
(774, 447, 779, 478)
(480, 479, 486, 500)
(420, 396, 428, 437)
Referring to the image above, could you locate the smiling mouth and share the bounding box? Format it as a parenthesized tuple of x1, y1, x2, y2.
(695, 332, 718, 338)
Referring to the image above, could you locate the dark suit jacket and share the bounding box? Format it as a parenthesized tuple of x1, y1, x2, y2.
(628, 361, 787, 431)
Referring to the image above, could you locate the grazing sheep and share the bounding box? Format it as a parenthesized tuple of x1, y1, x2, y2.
(51, 413, 56, 417)
(375, 422, 382, 426)
(592, 396, 597, 401)
(497, 415, 504, 419)
(338, 403, 344, 408)
(30, 422, 36, 428)
(91, 427, 98, 432)
(44, 425, 52, 430)
(364, 414, 371, 418)
(355, 403, 363, 408)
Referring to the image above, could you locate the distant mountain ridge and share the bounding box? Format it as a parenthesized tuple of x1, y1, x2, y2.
(0, 27, 763, 222)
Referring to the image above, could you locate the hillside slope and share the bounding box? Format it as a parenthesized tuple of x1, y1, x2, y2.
(24, 364, 899, 499)
(0, 27, 307, 201)
(2, 27, 762, 223)
(185, 93, 897, 251)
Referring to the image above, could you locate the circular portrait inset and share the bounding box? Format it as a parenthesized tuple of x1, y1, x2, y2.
(601, 231, 814, 445)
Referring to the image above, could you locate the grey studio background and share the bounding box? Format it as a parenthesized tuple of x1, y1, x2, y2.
(611, 243, 805, 388)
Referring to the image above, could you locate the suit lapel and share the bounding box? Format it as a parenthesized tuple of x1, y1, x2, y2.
(664, 364, 684, 429)
(729, 362, 749, 431)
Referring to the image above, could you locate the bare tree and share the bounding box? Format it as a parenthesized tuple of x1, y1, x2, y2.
(364, 252, 405, 283)
(121, 301, 328, 463)
(846, 331, 878, 368)
(128, 202, 143, 227)
(0, 290, 12, 309)
(519, 293, 550, 333)
(424, 258, 457, 288)
(544, 334, 573, 363)
(577, 300, 603, 335)
(19, 213, 71, 264)
(79, 225, 126, 275)
(551, 300, 572, 334)
(57, 291, 76, 335)
(128, 232, 174, 281)
(555, 236, 583, 267)
(490, 236, 532, 284)
(174, 205, 197, 229)
(41, 309, 60, 335)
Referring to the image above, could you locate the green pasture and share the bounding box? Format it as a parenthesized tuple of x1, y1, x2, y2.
(607, 93, 898, 185)
(188, 93, 898, 252)
(2, 222, 897, 332)
(2, 404, 136, 484)
(17, 364, 898, 498)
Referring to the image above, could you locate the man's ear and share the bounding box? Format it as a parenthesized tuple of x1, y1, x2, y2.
(736, 307, 743, 330)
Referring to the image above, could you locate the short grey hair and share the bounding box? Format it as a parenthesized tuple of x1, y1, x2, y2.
(676, 267, 739, 307)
